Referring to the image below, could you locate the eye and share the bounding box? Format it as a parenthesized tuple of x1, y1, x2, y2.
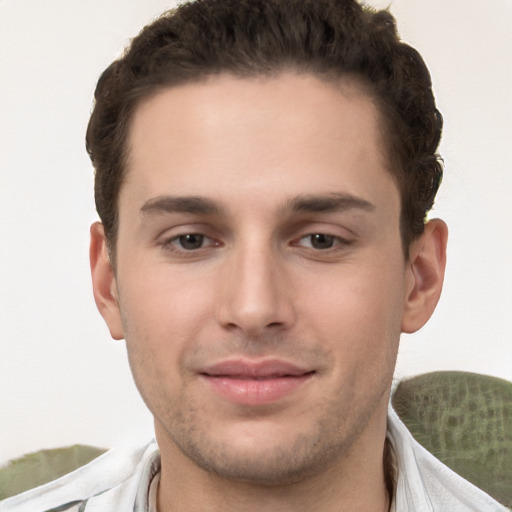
(298, 233, 339, 250)
(168, 233, 212, 251)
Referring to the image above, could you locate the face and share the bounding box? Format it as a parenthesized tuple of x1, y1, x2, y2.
(93, 73, 422, 485)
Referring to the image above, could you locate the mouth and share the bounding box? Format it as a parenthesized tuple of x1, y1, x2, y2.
(199, 359, 315, 406)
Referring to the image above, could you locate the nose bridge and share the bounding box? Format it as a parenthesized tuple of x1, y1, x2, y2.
(217, 234, 294, 334)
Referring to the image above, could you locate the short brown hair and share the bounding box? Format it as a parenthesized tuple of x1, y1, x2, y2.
(86, 0, 443, 260)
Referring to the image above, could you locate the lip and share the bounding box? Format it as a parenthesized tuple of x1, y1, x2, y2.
(199, 359, 315, 406)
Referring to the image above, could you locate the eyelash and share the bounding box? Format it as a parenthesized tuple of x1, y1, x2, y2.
(294, 233, 352, 250)
(160, 231, 352, 255)
(162, 233, 219, 253)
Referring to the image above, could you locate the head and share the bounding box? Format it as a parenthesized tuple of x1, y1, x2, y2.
(86, 0, 443, 264)
(88, 0, 447, 498)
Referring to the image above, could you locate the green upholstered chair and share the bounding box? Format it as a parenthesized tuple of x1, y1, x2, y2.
(1, 371, 511, 508)
(392, 371, 512, 508)
(0, 445, 107, 501)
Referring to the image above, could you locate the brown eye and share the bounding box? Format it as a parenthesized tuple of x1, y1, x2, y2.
(178, 234, 205, 250)
(309, 234, 335, 249)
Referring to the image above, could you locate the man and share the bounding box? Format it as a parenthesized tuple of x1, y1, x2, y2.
(1, 0, 507, 511)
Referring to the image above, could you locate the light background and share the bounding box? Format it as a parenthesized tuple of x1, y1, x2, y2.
(1, 0, 511, 466)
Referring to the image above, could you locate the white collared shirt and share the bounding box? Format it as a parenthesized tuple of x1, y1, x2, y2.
(1, 407, 508, 512)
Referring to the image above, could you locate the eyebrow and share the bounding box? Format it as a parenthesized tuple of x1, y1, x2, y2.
(140, 192, 375, 217)
(286, 193, 375, 214)
(140, 195, 222, 216)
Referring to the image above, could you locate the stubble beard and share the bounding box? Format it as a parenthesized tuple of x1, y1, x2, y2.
(120, 309, 395, 488)
(153, 386, 387, 487)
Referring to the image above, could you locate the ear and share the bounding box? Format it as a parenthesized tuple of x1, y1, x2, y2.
(401, 219, 448, 333)
(90, 222, 124, 340)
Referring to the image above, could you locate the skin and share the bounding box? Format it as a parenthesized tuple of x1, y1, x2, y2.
(90, 73, 447, 511)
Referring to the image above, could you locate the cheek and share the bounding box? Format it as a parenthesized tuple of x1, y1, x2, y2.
(300, 261, 405, 361)
(119, 262, 213, 326)
(117, 268, 214, 379)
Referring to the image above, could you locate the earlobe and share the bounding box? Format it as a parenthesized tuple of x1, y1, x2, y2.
(401, 219, 448, 334)
(90, 222, 124, 340)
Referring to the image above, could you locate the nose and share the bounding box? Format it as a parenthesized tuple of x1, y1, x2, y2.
(215, 241, 296, 336)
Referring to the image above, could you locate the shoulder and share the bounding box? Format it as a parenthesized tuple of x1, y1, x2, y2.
(0, 440, 158, 512)
(387, 407, 509, 512)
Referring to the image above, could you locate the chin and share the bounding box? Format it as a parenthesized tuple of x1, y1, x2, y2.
(184, 443, 332, 486)
(166, 416, 358, 486)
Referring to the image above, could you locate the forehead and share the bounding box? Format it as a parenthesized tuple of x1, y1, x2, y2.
(123, 73, 398, 217)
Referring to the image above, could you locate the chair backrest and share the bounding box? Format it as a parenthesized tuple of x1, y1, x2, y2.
(392, 371, 512, 508)
(0, 445, 107, 500)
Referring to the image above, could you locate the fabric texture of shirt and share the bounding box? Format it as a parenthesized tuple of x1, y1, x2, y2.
(1, 406, 508, 512)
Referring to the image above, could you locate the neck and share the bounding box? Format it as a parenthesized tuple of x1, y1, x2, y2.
(156, 413, 392, 512)
(158, 471, 390, 512)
